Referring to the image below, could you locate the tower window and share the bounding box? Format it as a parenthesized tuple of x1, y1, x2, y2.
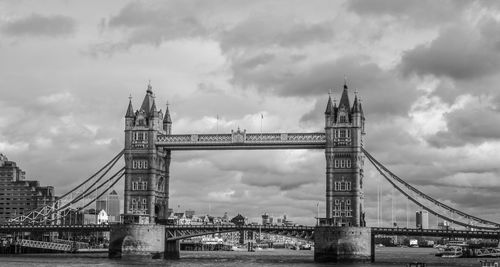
(339, 115, 346, 123)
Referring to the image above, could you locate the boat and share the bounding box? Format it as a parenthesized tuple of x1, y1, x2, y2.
(440, 246, 463, 258)
(300, 243, 312, 250)
(230, 245, 247, 251)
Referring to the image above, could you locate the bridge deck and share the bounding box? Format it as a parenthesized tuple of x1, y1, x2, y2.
(2, 224, 499, 239)
(155, 132, 326, 150)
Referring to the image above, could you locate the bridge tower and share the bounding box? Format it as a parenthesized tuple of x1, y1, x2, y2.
(123, 83, 170, 224)
(324, 82, 365, 227)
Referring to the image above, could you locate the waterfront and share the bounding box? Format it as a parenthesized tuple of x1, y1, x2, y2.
(0, 247, 498, 266)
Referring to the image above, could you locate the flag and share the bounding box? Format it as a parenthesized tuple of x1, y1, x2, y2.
(261, 114, 263, 119)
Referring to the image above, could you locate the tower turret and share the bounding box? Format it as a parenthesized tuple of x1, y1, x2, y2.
(324, 81, 365, 227)
(163, 104, 172, 134)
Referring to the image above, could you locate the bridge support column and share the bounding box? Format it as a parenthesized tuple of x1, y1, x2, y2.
(164, 240, 180, 260)
(314, 226, 372, 263)
(108, 224, 164, 259)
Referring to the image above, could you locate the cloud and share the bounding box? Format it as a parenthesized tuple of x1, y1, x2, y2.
(1, 13, 76, 37)
(427, 105, 500, 147)
(346, 0, 469, 26)
(400, 20, 500, 80)
(219, 14, 334, 51)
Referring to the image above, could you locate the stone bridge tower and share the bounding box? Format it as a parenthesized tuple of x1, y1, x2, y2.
(324, 83, 365, 227)
(123, 83, 171, 224)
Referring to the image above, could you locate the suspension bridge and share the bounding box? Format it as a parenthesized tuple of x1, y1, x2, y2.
(2, 82, 498, 262)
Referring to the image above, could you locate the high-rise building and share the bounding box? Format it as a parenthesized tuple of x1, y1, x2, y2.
(324, 82, 366, 227)
(416, 210, 429, 229)
(95, 190, 121, 223)
(0, 153, 56, 223)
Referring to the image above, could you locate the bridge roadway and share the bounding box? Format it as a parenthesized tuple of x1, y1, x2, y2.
(2, 224, 499, 240)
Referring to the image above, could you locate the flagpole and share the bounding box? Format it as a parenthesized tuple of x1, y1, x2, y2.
(216, 114, 219, 134)
(260, 114, 263, 136)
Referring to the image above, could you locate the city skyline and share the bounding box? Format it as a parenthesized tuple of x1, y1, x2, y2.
(1, 1, 500, 226)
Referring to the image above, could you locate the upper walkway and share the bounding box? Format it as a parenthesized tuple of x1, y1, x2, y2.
(156, 132, 326, 150)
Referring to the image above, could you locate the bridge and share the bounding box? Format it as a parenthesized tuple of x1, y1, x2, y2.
(3, 82, 500, 262)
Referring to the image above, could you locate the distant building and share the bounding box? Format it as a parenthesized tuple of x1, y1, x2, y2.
(231, 214, 246, 226)
(96, 190, 121, 223)
(0, 153, 57, 223)
(97, 209, 109, 224)
(416, 210, 429, 229)
(261, 213, 293, 226)
(438, 220, 450, 230)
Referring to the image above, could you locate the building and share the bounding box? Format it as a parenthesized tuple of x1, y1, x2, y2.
(0, 153, 56, 223)
(416, 210, 429, 229)
(97, 209, 109, 224)
(96, 190, 120, 223)
(324, 82, 366, 227)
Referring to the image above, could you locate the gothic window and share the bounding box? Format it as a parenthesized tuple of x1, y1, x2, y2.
(132, 182, 138, 191)
(334, 160, 339, 168)
(347, 159, 352, 168)
(339, 115, 346, 123)
(132, 160, 148, 169)
(340, 130, 346, 138)
(335, 199, 339, 205)
(345, 129, 350, 138)
(142, 182, 148, 191)
(346, 211, 352, 217)
(132, 199, 137, 210)
(346, 182, 351, 191)
(346, 199, 351, 205)
(334, 130, 339, 138)
(340, 160, 345, 168)
(142, 198, 147, 210)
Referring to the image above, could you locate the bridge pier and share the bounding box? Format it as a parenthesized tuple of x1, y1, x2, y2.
(108, 224, 165, 259)
(164, 240, 180, 259)
(314, 226, 373, 263)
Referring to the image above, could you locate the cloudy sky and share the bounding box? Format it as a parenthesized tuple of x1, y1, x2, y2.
(1, 0, 500, 226)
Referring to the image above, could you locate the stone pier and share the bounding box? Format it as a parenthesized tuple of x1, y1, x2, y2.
(314, 226, 373, 263)
(164, 240, 180, 259)
(108, 224, 165, 259)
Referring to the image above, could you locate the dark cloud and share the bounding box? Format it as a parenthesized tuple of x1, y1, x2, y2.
(1, 14, 76, 37)
(347, 0, 468, 26)
(219, 14, 334, 51)
(94, 1, 209, 52)
(427, 106, 500, 147)
(400, 20, 500, 80)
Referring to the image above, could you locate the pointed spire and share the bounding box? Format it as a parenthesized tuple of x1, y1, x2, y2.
(163, 102, 172, 123)
(352, 90, 360, 113)
(150, 98, 158, 117)
(140, 81, 154, 116)
(125, 95, 134, 118)
(325, 95, 335, 114)
(147, 80, 153, 94)
(338, 82, 351, 111)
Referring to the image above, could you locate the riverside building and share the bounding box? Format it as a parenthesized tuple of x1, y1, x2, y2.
(0, 153, 56, 223)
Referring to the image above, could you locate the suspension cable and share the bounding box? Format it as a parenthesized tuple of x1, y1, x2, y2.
(364, 149, 500, 230)
(58, 150, 124, 199)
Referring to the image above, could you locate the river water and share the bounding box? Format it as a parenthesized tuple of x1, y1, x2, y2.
(0, 247, 496, 266)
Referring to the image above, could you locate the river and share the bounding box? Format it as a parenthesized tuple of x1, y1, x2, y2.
(0, 247, 496, 266)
